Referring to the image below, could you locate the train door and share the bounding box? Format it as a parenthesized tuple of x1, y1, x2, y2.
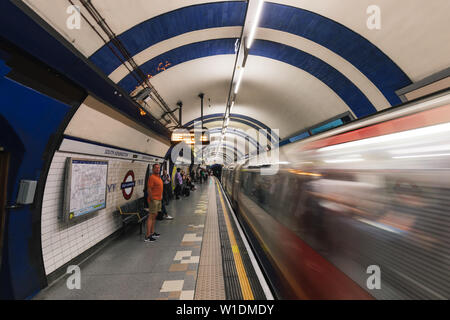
(0, 149, 9, 267)
(232, 164, 243, 207)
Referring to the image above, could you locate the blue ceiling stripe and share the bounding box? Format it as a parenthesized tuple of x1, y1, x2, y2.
(208, 128, 260, 148)
(209, 127, 255, 140)
(205, 147, 242, 158)
(260, 2, 411, 106)
(87, 1, 410, 109)
(185, 113, 280, 145)
(130, 38, 376, 119)
(205, 143, 244, 156)
(184, 113, 279, 141)
(191, 117, 276, 147)
(90, 1, 247, 75)
(187, 116, 259, 132)
(118, 38, 236, 92)
(251, 39, 377, 118)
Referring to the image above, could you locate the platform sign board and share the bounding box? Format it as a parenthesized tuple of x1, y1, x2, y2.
(62, 158, 108, 222)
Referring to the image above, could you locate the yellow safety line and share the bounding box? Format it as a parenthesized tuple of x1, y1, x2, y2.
(215, 179, 254, 300)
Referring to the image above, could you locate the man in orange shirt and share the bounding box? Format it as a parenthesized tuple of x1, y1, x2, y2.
(145, 163, 163, 242)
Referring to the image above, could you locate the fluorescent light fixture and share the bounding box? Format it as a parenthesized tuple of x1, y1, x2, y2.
(357, 218, 400, 234)
(319, 122, 450, 153)
(390, 144, 450, 155)
(296, 161, 313, 165)
(288, 169, 322, 177)
(247, 0, 264, 49)
(392, 153, 450, 159)
(234, 68, 245, 94)
(324, 156, 364, 163)
(225, 118, 230, 126)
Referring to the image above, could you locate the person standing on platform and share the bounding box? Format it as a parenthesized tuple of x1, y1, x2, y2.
(198, 169, 201, 184)
(161, 200, 173, 220)
(162, 169, 171, 206)
(190, 169, 195, 185)
(145, 163, 163, 242)
(174, 168, 182, 199)
(201, 169, 206, 183)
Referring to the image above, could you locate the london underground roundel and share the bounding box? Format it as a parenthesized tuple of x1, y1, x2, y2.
(121, 170, 135, 200)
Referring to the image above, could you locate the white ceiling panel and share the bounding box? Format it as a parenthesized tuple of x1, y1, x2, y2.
(109, 26, 242, 83)
(271, 0, 450, 81)
(233, 55, 350, 138)
(21, 0, 227, 57)
(256, 28, 390, 111)
(148, 54, 350, 138)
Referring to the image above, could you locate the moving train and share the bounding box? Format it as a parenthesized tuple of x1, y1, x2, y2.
(221, 91, 450, 300)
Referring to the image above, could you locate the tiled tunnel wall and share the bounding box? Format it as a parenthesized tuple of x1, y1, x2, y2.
(41, 151, 151, 275)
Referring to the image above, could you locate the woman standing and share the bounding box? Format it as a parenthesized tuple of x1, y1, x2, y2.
(161, 169, 171, 206)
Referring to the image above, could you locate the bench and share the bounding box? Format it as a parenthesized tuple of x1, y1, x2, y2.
(116, 198, 149, 235)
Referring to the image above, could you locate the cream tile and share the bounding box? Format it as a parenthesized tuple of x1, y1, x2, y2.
(181, 256, 200, 264)
(160, 280, 184, 292)
(180, 290, 195, 300)
(174, 250, 192, 261)
(182, 234, 202, 242)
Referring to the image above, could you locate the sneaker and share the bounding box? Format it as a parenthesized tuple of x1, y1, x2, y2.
(144, 236, 156, 242)
(152, 232, 160, 238)
(164, 215, 174, 220)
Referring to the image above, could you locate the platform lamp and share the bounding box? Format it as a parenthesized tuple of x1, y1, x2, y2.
(195, 93, 210, 146)
(170, 101, 184, 143)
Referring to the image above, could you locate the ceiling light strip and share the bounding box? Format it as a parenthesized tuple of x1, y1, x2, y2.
(246, 0, 265, 49)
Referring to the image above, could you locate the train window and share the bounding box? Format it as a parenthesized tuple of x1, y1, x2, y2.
(240, 171, 251, 197)
(309, 112, 354, 135)
(310, 118, 344, 135)
(280, 112, 355, 146)
(288, 131, 310, 143)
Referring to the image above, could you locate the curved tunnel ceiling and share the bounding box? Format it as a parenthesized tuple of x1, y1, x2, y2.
(21, 0, 450, 144)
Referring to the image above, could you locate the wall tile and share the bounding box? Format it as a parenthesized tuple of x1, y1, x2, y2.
(41, 151, 154, 275)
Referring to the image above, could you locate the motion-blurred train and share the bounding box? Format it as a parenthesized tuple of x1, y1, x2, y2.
(221, 90, 450, 300)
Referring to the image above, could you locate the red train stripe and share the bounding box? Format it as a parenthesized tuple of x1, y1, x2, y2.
(302, 104, 450, 151)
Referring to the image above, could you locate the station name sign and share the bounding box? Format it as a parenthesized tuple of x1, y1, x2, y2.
(60, 138, 164, 163)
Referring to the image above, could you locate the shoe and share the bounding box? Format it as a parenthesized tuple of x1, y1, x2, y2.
(164, 215, 174, 220)
(144, 236, 156, 242)
(152, 232, 160, 238)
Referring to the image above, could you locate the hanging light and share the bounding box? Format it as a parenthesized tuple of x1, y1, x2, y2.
(247, 0, 265, 49)
(230, 101, 235, 114)
(234, 68, 245, 94)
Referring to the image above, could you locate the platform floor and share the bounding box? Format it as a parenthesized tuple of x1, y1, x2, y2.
(34, 177, 268, 300)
